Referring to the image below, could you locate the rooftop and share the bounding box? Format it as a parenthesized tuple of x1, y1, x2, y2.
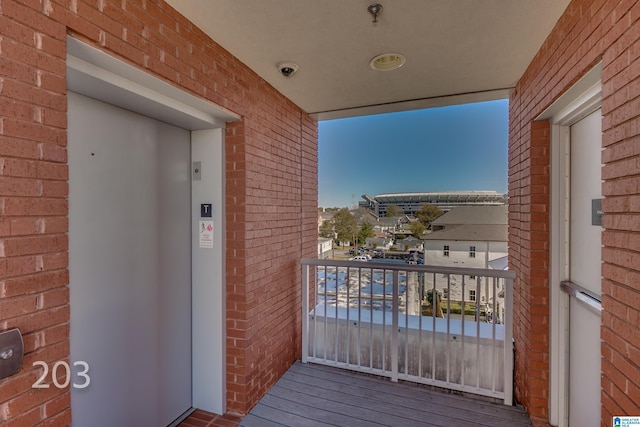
(430, 205, 508, 226)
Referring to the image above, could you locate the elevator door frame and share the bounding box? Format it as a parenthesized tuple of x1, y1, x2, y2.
(67, 37, 239, 415)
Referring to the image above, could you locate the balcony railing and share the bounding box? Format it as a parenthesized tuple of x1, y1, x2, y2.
(301, 258, 515, 405)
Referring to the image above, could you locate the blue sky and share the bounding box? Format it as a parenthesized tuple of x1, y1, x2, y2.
(318, 100, 509, 208)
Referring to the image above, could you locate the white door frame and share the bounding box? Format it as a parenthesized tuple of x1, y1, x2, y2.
(538, 63, 602, 427)
(67, 37, 239, 415)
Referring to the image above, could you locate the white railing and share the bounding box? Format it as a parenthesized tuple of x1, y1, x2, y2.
(301, 258, 515, 405)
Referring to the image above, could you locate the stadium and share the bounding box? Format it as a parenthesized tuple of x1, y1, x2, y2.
(360, 191, 507, 217)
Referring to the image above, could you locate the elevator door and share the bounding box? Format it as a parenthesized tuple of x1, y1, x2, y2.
(68, 92, 192, 426)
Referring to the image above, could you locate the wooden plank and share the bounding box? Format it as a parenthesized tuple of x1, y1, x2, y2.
(255, 394, 387, 427)
(239, 413, 284, 427)
(242, 403, 334, 427)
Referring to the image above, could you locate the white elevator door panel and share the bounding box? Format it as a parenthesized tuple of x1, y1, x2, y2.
(68, 92, 191, 426)
(568, 109, 602, 427)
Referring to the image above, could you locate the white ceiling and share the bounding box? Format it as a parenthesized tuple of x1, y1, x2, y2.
(165, 0, 569, 120)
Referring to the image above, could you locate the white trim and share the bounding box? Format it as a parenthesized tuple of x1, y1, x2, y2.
(538, 63, 602, 123)
(553, 82, 602, 126)
(67, 37, 236, 415)
(67, 37, 239, 129)
(549, 123, 571, 427)
(312, 88, 512, 121)
(545, 63, 601, 427)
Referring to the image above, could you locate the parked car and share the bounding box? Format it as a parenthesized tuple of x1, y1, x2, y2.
(372, 249, 384, 258)
(349, 255, 369, 262)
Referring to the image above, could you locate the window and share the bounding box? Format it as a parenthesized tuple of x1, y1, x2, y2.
(469, 290, 476, 302)
(443, 245, 449, 257)
(442, 288, 449, 298)
(469, 246, 476, 258)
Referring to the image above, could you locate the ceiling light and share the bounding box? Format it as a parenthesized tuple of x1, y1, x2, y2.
(369, 53, 406, 71)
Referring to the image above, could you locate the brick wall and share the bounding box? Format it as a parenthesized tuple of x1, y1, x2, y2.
(510, 0, 640, 425)
(509, 117, 551, 425)
(0, 0, 317, 424)
(225, 101, 318, 413)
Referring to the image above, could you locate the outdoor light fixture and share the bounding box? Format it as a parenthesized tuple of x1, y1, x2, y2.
(369, 53, 406, 71)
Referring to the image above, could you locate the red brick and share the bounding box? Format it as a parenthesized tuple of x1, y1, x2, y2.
(38, 143, 67, 163)
(4, 385, 61, 419)
(8, 218, 40, 236)
(37, 253, 65, 272)
(0, 137, 39, 160)
(1, 235, 67, 258)
(41, 217, 67, 235)
(2, 269, 68, 297)
(43, 391, 70, 418)
(0, 177, 39, 197)
(5, 305, 69, 335)
(1, 406, 42, 427)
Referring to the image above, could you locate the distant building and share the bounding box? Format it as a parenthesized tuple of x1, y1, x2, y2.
(360, 191, 506, 218)
(365, 237, 393, 251)
(318, 209, 337, 230)
(430, 205, 508, 231)
(318, 237, 333, 259)
(396, 236, 423, 252)
(371, 216, 400, 235)
(421, 206, 508, 317)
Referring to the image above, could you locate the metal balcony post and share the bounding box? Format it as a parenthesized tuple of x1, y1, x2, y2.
(302, 262, 309, 364)
(504, 276, 514, 405)
(391, 269, 399, 382)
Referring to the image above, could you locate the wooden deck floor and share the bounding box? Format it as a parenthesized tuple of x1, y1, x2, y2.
(239, 362, 532, 427)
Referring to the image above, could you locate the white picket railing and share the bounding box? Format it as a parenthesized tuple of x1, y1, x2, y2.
(301, 258, 515, 405)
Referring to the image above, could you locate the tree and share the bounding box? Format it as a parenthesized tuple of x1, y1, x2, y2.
(386, 204, 401, 217)
(358, 221, 375, 245)
(319, 220, 334, 238)
(332, 208, 357, 245)
(415, 204, 443, 229)
(409, 221, 426, 238)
